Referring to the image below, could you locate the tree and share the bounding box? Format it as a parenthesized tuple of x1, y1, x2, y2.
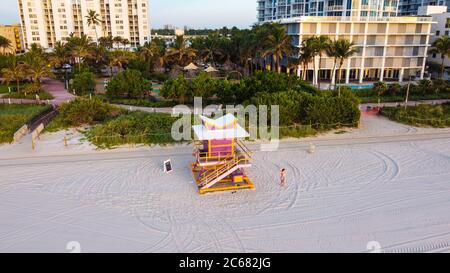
(430, 36, 450, 79)
(85, 10, 101, 43)
(138, 38, 166, 69)
(107, 50, 134, 76)
(107, 69, 149, 99)
(373, 81, 387, 98)
(113, 36, 124, 49)
(1, 55, 27, 93)
(262, 23, 294, 73)
(67, 33, 93, 70)
(334, 39, 358, 88)
(326, 40, 339, 88)
(190, 72, 216, 98)
(192, 32, 223, 65)
(50, 41, 69, 68)
(26, 57, 54, 92)
(160, 75, 191, 104)
(71, 71, 96, 95)
(99, 36, 114, 50)
(327, 39, 358, 95)
(310, 35, 331, 89)
(298, 38, 315, 81)
(165, 35, 197, 67)
(0, 36, 12, 55)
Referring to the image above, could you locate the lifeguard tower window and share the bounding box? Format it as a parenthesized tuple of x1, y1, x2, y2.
(164, 160, 173, 173)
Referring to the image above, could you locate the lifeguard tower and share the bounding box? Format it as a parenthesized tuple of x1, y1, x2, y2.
(191, 114, 254, 194)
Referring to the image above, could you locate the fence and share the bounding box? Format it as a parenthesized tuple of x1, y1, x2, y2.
(13, 125, 29, 143)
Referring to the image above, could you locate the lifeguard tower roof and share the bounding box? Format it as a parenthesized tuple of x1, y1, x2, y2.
(192, 114, 250, 141)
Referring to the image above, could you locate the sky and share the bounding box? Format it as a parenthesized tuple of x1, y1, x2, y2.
(0, 0, 257, 29)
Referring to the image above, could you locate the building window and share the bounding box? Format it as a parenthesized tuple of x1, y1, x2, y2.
(446, 30, 449, 36)
(446, 18, 450, 28)
(436, 30, 440, 36)
(433, 53, 437, 58)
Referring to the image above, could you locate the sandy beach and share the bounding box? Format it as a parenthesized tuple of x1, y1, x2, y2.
(1, 114, 450, 253)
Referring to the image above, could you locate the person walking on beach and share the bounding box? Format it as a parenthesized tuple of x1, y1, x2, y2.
(280, 169, 287, 186)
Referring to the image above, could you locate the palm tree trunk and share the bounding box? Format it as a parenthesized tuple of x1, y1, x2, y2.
(16, 79, 20, 93)
(318, 55, 322, 90)
(337, 61, 344, 97)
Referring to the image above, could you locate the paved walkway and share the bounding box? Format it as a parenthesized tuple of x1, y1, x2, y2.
(0, 78, 75, 106)
(41, 78, 75, 106)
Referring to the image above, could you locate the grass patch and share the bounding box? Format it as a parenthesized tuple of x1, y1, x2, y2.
(380, 103, 450, 128)
(85, 111, 180, 148)
(0, 104, 52, 144)
(2, 91, 55, 100)
(0, 84, 12, 94)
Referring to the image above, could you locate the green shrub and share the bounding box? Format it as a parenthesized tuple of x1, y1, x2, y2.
(107, 69, 150, 99)
(47, 97, 121, 131)
(71, 71, 96, 96)
(250, 88, 361, 131)
(380, 103, 450, 128)
(85, 111, 180, 148)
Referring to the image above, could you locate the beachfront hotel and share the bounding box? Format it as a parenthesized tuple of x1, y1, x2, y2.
(17, 0, 150, 49)
(398, 0, 450, 16)
(0, 24, 25, 54)
(257, 0, 434, 84)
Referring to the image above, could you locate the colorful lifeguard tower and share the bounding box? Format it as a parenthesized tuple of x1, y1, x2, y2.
(191, 114, 254, 194)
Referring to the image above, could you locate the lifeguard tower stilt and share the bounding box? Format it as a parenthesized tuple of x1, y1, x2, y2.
(191, 114, 254, 194)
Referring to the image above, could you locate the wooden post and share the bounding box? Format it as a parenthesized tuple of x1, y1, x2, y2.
(64, 136, 68, 147)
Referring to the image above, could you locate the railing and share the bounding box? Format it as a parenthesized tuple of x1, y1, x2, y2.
(236, 140, 252, 159)
(198, 156, 251, 188)
(278, 16, 434, 23)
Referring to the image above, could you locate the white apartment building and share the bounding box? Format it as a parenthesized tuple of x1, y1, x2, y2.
(257, 0, 399, 22)
(419, 5, 450, 77)
(18, 0, 150, 49)
(284, 16, 433, 84)
(258, 1, 434, 84)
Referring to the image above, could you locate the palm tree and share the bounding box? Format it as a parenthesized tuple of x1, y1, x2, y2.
(121, 39, 130, 50)
(99, 36, 114, 50)
(262, 24, 294, 73)
(67, 33, 93, 69)
(50, 41, 69, 68)
(0, 36, 12, 55)
(113, 36, 123, 49)
(311, 35, 331, 89)
(26, 57, 54, 92)
(193, 32, 223, 65)
(85, 10, 101, 44)
(326, 40, 339, 88)
(298, 39, 315, 81)
(334, 39, 358, 95)
(1, 55, 27, 93)
(373, 81, 387, 98)
(166, 35, 197, 66)
(108, 50, 133, 76)
(138, 39, 166, 67)
(430, 36, 450, 79)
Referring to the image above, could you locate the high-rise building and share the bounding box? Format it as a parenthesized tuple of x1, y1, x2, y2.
(398, 0, 450, 16)
(257, 0, 400, 22)
(256, 0, 434, 84)
(17, 0, 150, 49)
(0, 24, 25, 54)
